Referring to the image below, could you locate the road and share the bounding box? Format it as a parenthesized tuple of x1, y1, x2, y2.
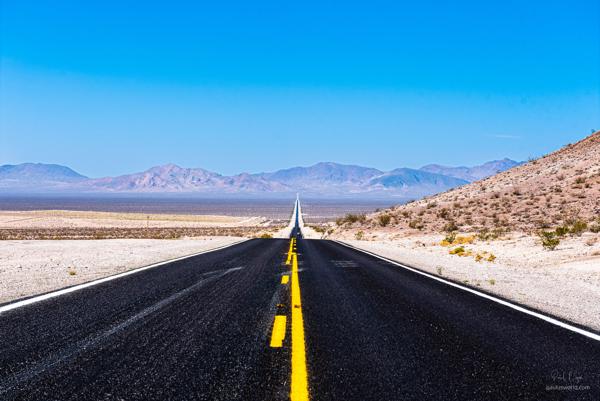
(1, 199, 599, 400)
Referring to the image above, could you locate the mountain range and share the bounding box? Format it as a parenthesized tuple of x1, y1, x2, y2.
(0, 160, 522, 198)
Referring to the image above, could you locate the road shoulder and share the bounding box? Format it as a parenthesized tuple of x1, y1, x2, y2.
(0, 237, 246, 304)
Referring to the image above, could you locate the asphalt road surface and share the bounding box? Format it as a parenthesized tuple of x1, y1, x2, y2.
(1, 204, 599, 400)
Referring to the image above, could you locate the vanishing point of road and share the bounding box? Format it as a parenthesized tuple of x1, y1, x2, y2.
(1, 199, 599, 400)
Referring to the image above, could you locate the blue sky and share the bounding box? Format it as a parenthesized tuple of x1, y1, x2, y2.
(1, 0, 599, 177)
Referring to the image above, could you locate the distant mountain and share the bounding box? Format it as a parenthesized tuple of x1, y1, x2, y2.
(0, 159, 520, 198)
(0, 163, 88, 190)
(87, 164, 223, 192)
(367, 168, 469, 197)
(0, 163, 87, 182)
(256, 162, 383, 190)
(87, 164, 288, 193)
(420, 158, 522, 182)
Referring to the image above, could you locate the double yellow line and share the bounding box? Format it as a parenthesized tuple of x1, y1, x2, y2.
(270, 236, 309, 401)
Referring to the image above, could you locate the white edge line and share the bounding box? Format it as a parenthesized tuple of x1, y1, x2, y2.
(333, 240, 600, 342)
(0, 239, 249, 314)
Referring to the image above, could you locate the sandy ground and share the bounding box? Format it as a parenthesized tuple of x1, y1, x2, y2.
(0, 237, 244, 304)
(332, 232, 600, 331)
(0, 210, 267, 229)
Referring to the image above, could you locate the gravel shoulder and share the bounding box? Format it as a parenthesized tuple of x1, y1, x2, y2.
(0, 237, 245, 304)
(335, 232, 600, 331)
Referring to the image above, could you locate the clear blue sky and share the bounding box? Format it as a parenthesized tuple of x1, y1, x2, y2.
(1, 0, 599, 177)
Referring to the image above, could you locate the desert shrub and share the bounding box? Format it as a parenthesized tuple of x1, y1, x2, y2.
(590, 224, 600, 233)
(569, 219, 588, 236)
(538, 231, 560, 250)
(449, 246, 465, 255)
(336, 213, 366, 226)
(355, 231, 364, 240)
(444, 231, 457, 244)
(408, 219, 424, 230)
(477, 227, 507, 241)
(260, 233, 273, 239)
(310, 225, 326, 234)
(554, 226, 570, 237)
(575, 176, 586, 184)
(345, 213, 366, 224)
(378, 214, 391, 227)
(426, 202, 437, 209)
(477, 228, 491, 241)
(454, 235, 475, 245)
(438, 208, 450, 219)
(443, 220, 458, 232)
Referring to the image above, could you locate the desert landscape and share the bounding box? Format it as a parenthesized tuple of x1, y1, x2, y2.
(2, 133, 599, 333)
(0, 237, 245, 303)
(2, 133, 599, 331)
(3, 2, 599, 398)
(320, 131, 600, 330)
(0, 210, 282, 303)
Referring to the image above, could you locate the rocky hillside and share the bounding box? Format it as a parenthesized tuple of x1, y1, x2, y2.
(339, 131, 600, 234)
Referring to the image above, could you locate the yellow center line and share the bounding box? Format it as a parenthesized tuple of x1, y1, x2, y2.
(290, 251, 309, 401)
(270, 315, 287, 348)
(286, 238, 295, 265)
(281, 275, 290, 284)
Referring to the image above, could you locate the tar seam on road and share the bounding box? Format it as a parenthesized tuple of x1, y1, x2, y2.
(0, 266, 243, 394)
(290, 251, 309, 401)
(0, 239, 248, 315)
(334, 240, 600, 342)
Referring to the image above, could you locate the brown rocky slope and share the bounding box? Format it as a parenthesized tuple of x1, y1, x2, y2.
(336, 131, 600, 236)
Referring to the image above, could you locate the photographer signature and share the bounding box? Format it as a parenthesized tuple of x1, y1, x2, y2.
(551, 370, 584, 385)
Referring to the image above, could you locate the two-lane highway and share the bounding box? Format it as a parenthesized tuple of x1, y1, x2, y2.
(1, 199, 599, 400)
